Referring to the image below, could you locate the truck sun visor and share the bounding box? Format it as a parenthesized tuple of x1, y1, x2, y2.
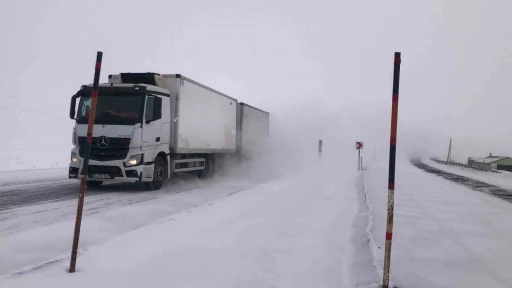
(79, 85, 148, 95)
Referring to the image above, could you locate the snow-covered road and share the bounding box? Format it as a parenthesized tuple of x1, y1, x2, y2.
(1, 158, 371, 287)
(0, 170, 264, 276)
(2, 156, 512, 287)
(413, 160, 512, 203)
(0, 169, 78, 210)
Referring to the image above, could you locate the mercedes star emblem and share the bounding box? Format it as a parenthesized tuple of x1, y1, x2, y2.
(97, 136, 109, 148)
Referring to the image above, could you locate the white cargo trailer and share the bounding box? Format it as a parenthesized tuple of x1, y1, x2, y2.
(69, 73, 268, 190)
(161, 75, 238, 153)
(237, 103, 270, 157)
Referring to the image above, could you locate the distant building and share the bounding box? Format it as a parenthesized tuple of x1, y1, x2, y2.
(469, 153, 512, 171)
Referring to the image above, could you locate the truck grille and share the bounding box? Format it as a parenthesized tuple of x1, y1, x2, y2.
(78, 137, 131, 161)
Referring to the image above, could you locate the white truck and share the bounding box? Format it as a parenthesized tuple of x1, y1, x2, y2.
(69, 73, 269, 190)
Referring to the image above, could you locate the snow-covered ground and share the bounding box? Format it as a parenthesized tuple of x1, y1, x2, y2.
(0, 174, 264, 277)
(2, 157, 367, 287)
(2, 155, 512, 287)
(426, 158, 512, 190)
(367, 158, 512, 287)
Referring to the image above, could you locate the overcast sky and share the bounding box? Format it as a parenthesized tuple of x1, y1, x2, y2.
(1, 0, 512, 170)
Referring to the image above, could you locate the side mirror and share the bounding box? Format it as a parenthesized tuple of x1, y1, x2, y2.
(70, 94, 78, 119)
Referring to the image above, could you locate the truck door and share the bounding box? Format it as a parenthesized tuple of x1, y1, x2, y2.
(142, 95, 163, 152)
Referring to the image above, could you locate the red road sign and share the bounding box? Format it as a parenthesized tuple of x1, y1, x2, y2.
(356, 142, 363, 150)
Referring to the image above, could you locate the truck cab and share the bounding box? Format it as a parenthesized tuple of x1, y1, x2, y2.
(69, 73, 172, 190)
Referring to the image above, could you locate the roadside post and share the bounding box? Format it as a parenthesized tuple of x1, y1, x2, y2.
(356, 141, 363, 170)
(69, 51, 103, 273)
(382, 52, 401, 288)
(318, 140, 323, 162)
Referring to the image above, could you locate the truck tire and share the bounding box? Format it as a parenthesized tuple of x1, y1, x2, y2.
(86, 181, 103, 188)
(146, 156, 165, 191)
(198, 155, 215, 179)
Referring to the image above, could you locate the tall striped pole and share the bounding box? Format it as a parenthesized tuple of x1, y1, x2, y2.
(69, 51, 103, 273)
(382, 52, 401, 288)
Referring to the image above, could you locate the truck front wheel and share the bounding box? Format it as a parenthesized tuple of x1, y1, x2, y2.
(145, 156, 166, 191)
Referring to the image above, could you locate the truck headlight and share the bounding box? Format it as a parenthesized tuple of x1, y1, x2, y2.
(125, 154, 143, 167)
(71, 152, 80, 163)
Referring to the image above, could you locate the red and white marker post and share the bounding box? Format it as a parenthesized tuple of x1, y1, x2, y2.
(69, 51, 103, 273)
(382, 52, 401, 288)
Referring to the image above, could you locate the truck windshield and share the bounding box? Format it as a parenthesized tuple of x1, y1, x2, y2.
(76, 92, 145, 125)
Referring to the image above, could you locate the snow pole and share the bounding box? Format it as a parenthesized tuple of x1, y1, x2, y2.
(382, 52, 401, 288)
(318, 140, 323, 162)
(69, 51, 103, 273)
(446, 138, 452, 162)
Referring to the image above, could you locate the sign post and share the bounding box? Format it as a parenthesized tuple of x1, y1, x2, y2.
(382, 52, 401, 288)
(69, 51, 103, 273)
(356, 141, 363, 170)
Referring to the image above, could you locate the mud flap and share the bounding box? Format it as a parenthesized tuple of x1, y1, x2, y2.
(142, 164, 154, 182)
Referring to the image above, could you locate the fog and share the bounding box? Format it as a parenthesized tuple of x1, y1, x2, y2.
(1, 0, 512, 170)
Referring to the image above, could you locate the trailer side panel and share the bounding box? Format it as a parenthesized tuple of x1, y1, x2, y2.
(174, 78, 237, 153)
(238, 103, 269, 156)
